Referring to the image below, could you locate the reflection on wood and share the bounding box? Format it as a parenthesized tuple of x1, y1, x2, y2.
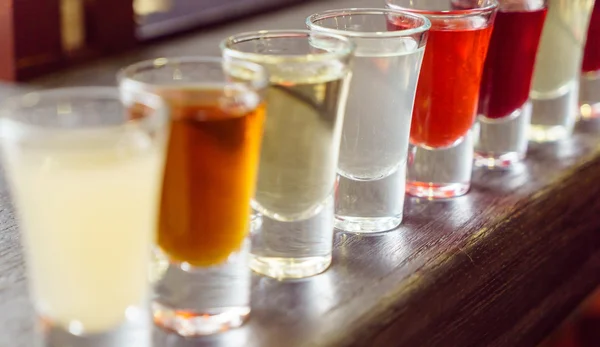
(134, 0, 173, 16)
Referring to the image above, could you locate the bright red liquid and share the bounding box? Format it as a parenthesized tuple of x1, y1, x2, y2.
(582, 0, 600, 73)
(390, 18, 493, 148)
(478, 8, 547, 119)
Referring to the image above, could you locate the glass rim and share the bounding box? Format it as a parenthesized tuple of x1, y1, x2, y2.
(219, 29, 355, 65)
(117, 56, 269, 91)
(385, 0, 498, 19)
(0, 87, 166, 131)
(306, 8, 431, 38)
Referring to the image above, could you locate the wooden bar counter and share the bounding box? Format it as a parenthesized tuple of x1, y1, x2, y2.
(1, 0, 600, 346)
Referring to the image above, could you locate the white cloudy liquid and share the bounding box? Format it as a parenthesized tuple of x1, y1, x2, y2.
(531, 0, 594, 97)
(2, 126, 164, 333)
(337, 39, 424, 181)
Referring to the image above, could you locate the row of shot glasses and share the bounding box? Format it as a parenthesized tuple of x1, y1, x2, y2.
(2, 0, 600, 342)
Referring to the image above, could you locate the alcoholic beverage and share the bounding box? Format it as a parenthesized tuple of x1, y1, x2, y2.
(529, 0, 595, 141)
(387, 0, 497, 198)
(1, 120, 164, 333)
(473, 1, 547, 168)
(157, 87, 265, 267)
(253, 61, 348, 221)
(307, 8, 429, 232)
(390, 16, 493, 149)
(580, 0, 600, 119)
(337, 44, 424, 181)
(479, 7, 547, 120)
(582, 0, 600, 73)
(222, 30, 352, 279)
(120, 57, 267, 337)
(532, 0, 594, 96)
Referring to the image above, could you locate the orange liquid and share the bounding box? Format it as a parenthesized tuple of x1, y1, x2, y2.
(407, 19, 493, 148)
(157, 88, 265, 267)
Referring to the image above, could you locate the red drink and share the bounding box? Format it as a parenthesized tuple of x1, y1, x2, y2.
(582, 0, 600, 73)
(391, 17, 493, 148)
(478, 7, 547, 120)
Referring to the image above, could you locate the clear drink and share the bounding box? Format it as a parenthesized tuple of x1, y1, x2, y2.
(307, 8, 429, 233)
(0, 88, 167, 341)
(221, 30, 354, 279)
(338, 46, 424, 181)
(529, 0, 595, 142)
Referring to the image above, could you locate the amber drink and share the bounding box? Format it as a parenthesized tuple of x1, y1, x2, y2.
(119, 57, 267, 337)
(158, 88, 264, 267)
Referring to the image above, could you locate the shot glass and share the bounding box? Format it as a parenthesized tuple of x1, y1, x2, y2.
(306, 9, 429, 233)
(221, 30, 354, 279)
(0, 88, 168, 342)
(119, 57, 267, 336)
(529, 0, 595, 142)
(475, 0, 547, 168)
(580, 0, 600, 120)
(386, 0, 497, 199)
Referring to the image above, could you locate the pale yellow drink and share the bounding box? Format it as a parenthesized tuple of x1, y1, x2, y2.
(1, 124, 164, 333)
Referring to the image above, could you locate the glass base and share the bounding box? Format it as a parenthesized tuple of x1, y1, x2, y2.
(474, 102, 530, 169)
(580, 71, 600, 120)
(249, 255, 331, 280)
(530, 81, 577, 143)
(474, 151, 524, 169)
(334, 215, 402, 234)
(528, 124, 571, 143)
(334, 165, 406, 234)
(152, 241, 251, 337)
(580, 103, 600, 120)
(250, 194, 334, 280)
(38, 310, 151, 347)
(152, 302, 249, 337)
(406, 132, 473, 199)
(405, 181, 469, 199)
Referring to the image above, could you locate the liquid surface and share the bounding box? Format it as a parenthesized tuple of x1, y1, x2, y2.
(337, 41, 424, 181)
(157, 87, 265, 267)
(531, 0, 595, 96)
(254, 63, 348, 221)
(393, 17, 493, 148)
(479, 8, 547, 119)
(1, 127, 163, 333)
(582, 0, 600, 72)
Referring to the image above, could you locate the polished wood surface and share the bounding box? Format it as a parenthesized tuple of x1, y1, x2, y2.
(1, 0, 600, 346)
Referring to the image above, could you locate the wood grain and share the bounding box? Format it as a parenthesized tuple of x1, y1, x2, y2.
(0, 1, 599, 346)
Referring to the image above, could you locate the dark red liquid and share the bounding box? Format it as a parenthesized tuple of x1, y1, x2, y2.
(390, 17, 493, 148)
(582, 0, 600, 73)
(478, 8, 547, 119)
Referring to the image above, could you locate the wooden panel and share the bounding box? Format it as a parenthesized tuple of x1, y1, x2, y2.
(0, 0, 16, 80)
(0, 0, 136, 81)
(0, 0, 63, 81)
(85, 0, 137, 53)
